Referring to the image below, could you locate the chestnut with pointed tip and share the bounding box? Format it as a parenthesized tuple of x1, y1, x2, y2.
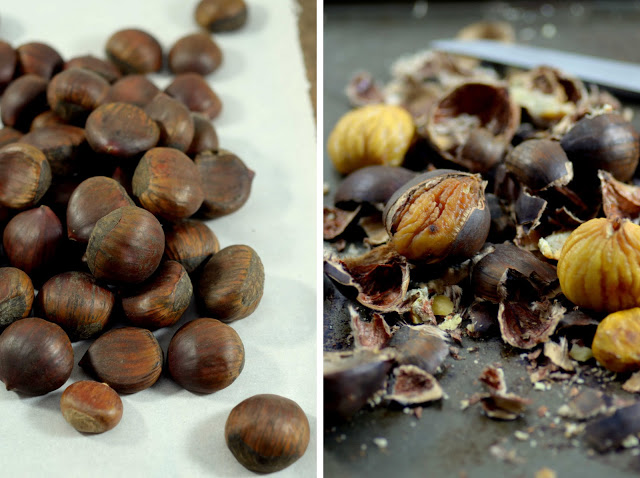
(60, 380, 123, 433)
(225, 394, 310, 473)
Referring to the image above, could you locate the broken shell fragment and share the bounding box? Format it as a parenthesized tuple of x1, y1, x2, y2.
(345, 71, 385, 107)
(497, 300, 565, 349)
(386, 324, 449, 375)
(349, 305, 392, 350)
(383, 169, 490, 263)
(384, 365, 443, 405)
(323, 206, 361, 241)
(599, 169, 640, 221)
(505, 139, 573, 192)
(585, 402, 640, 453)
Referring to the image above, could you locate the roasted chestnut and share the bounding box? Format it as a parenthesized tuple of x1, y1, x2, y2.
(505, 139, 573, 192)
(383, 169, 490, 263)
(0, 142, 51, 209)
(164, 220, 220, 273)
(225, 394, 310, 473)
(167, 318, 245, 393)
(60, 380, 123, 433)
(0, 317, 73, 395)
(0, 267, 34, 327)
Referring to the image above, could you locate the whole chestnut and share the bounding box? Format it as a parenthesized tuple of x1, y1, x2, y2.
(225, 394, 310, 473)
(79, 326, 163, 393)
(0, 267, 34, 327)
(383, 169, 490, 263)
(46, 68, 110, 123)
(0, 142, 51, 209)
(103, 74, 160, 106)
(85, 206, 165, 284)
(144, 93, 195, 152)
(0, 74, 49, 131)
(0, 127, 22, 148)
(105, 29, 163, 75)
(0, 41, 16, 94)
(505, 139, 573, 192)
(164, 220, 220, 273)
(20, 125, 87, 178)
(186, 113, 219, 156)
(3, 205, 63, 276)
(16, 41, 63, 79)
(37, 271, 115, 341)
(167, 318, 245, 393)
(197, 245, 264, 322)
(0, 317, 73, 395)
(63, 55, 122, 84)
(195, 0, 248, 32)
(168, 33, 223, 76)
(165, 73, 222, 120)
(60, 380, 123, 433)
(121, 261, 193, 329)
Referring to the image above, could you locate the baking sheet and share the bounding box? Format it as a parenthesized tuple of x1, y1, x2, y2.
(323, 2, 640, 477)
(0, 1, 317, 476)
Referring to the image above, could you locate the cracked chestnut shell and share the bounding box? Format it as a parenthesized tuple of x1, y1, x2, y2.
(167, 318, 245, 393)
(225, 394, 310, 473)
(383, 169, 490, 263)
(0, 317, 73, 395)
(558, 217, 640, 313)
(0, 267, 34, 328)
(505, 139, 573, 192)
(197, 245, 264, 322)
(60, 380, 123, 433)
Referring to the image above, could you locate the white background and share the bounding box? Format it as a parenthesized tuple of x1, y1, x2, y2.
(0, 1, 318, 476)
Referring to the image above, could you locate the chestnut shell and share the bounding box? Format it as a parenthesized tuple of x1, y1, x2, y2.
(0, 267, 34, 327)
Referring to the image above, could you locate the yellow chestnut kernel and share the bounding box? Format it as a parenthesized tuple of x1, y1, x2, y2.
(557, 218, 640, 313)
(592, 308, 640, 372)
(432, 295, 454, 316)
(327, 104, 415, 175)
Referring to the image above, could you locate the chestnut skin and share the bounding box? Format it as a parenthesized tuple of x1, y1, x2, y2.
(60, 381, 123, 434)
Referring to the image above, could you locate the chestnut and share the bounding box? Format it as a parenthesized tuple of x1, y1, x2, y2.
(186, 113, 219, 156)
(165, 73, 222, 120)
(0, 142, 51, 209)
(3, 205, 63, 276)
(383, 169, 490, 263)
(30, 110, 67, 130)
(195, 0, 248, 32)
(0, 127, 22, 148)
(60, 381, 123, 433)
(195, 149, 254, 219)
(132, 147, 204, 221)
(103, 74, 160, 107)
(46, 68, 110, 123)
(20, 125, 87, 178)
(0, 317, 73, 395)
(79, 326, 163, 393)
(197, 245, 264, 322)
(168, 33, 223, 76)
(0, 74, 49, 131)
(66, 176, 134, 243)
(85, 102, 160, 158)
(37, 271, 115, 341)
(0, 41, 16, 94)
(121, 261, 193, 329)
(16, 41, 63, 79)
(105, 28, 163, 75)
(85, 205, 165, 284)
(63, 55, 122, 84)
(225, 394, 310, 473)
(167, 318, 245, 393)
(505, 139, 573, 192)
(144, 93, 195, 152)
(164, 220, 220, 273)
(0, 267, 34, 327)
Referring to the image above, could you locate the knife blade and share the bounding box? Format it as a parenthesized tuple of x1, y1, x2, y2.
(430, 39, 640, 98)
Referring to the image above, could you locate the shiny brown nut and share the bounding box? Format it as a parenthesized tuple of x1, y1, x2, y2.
(63, 55, 122, 83)
(195, 0, 248, 32)
(144, 93, 195, 152)
(16, 42, 63, 79)
(60, 381, 123, 433)
(46, 68, 110, 123)
(85, 102, 160, 158)
(164, 219, 220, 273)
(105, 29, 163, 75)
(0, 41, 17, 94)
(20, 125, 86, 178)
(37, 271, 115, 341)
(86, 206, 164, 284)
(3, 205, 63, 276)
(225, 394, 310, 473)
(0, 267, 34, 327)
(167, 318, 245, 393)
(0, 74, 49, 131)
(165, 73, 222, 120)
(0, 142, 51, 209)
(0, 317, 73, 395)
(186, 113, 219, 156)
(168, 33, 223, 75)
(383, 169, 490, 263)
(195, 149, 254, 219)
(66, 176, 134, 243)
(121, 260, 193, 329)
(103, 74, 160, 106)
(197, 245, 264, 322)
(0, 127, 22, 147)
(132, 147, 204, 221)
(79, 327, 163, 393)
(505, 139, 573, 192)
(30, 110, 67, 130)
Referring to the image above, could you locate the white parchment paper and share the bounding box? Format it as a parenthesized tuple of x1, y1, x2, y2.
(0, 1, 317, 476)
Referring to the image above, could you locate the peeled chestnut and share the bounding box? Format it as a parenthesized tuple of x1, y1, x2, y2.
(103, 74, 160, 106)
(164, 220, 220, 273)
(0, 317, 73, 395)
(383, 169, 490, 263)
(85, 206, 165, 284)
(225, 394, 310, 473)
(144, 94, 195, 152)
(37, 271, 115, 341)
(197, 245, 264, 322)
(195, 149, 254, 219)
(167, 318, 245, 393)
(121, 260, 193, 329)
(105, 29, 163, 75)
(79, 326, 163, 393)
(195, 0, 248, 32)
(3, 205, 63, 276)
(0, 142, 51, 209)
(0, 267, 34, 327)
(132, 147, 204, 221)
(46, 68, 110, 123)
(165, 73, 222, 120)
(60, 380, 123, 433)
